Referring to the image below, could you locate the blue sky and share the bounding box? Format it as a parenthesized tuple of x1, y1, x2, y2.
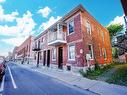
(0, 0, 124, 56)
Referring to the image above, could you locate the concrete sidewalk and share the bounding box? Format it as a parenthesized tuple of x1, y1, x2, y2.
(14, 61, 127, 95)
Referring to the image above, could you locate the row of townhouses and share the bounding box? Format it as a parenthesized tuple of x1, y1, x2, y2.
(12, 5, 112, 71)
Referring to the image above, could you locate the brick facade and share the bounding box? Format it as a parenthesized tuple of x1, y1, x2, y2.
(20, 5, 112, 70)
(17, 36, 34, 61)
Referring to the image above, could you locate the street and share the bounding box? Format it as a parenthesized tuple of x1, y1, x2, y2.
(0, 62, 97, 95)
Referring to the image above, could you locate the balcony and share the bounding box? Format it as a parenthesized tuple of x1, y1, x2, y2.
(48, 30, 66, 46)
(32, 45, 41, 51)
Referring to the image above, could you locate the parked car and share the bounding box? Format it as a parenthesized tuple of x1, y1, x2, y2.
(0, 59, 6, 80)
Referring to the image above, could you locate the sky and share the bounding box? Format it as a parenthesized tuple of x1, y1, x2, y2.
(0, 0, 125, 56)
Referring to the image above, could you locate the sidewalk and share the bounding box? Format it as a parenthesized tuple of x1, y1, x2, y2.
(15, 61, 127, 95)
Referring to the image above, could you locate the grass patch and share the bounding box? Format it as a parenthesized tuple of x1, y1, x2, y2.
(106, 64, 127, 86)
(79, 62, 126, 80)
(79, 63, 113, 80)
(79, 62, 127, 86)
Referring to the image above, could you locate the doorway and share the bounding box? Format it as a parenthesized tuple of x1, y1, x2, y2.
(47, 50, 50, 67)
(58, 47, 63, 69)
(43, 51, 46, 66)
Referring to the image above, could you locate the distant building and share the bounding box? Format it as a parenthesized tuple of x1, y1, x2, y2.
(0, 56, 5, 63)
(12, 46, 18, 61)
(17, 36, 34, 63)
(6, 52, 13, 61)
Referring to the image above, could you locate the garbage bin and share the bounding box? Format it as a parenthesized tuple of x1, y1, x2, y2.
(67, 65, 71, 71)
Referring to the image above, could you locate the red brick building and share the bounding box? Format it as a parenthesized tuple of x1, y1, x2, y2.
(33, 5, 112, 70)
(17, 36, 34, 63)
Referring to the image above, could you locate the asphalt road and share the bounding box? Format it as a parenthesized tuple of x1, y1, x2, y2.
(0, 62, 97, 95)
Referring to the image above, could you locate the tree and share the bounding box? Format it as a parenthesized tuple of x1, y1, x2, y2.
(106, 24, 123, 40)
(112, 47, 118, 58)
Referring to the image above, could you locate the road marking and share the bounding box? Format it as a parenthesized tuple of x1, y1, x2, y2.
(7, 66, 17, 89)
(0, 75, 5, 93)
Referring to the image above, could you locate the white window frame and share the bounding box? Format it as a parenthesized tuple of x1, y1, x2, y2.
(88, 44, 94, 59)
(67, 19, 74, 35)
(52, 48, 56, 61)
(102, 32, 104, 42)
(103, 48, 107, 59)
(86, 20, 92, 35)
(68, 44, 75, 61)
(97, 27, 100, 36)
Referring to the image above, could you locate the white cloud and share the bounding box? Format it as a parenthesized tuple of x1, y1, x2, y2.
(39, 16, 61, 30)
(37, 6, 52, 18)
(0, 51, 9, 57)
(0, 0, 5, 3)
(0, 5, 19, 22)
(0, 10, 36, 46)
(2, 36, 28, 46)
(108, 15, 125, 26)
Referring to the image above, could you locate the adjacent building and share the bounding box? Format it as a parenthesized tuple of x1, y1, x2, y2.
(17, 36, 34, 63)
(12, 46, 18, 61)
(33, 5, 112, 70)
(115, 0, 127, 62)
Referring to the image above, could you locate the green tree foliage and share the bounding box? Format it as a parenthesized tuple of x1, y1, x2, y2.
(112, 47, 118, 58)
(106, 24, 123, 40)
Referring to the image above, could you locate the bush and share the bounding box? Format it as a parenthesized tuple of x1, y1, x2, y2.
(94, 61, 101, 70)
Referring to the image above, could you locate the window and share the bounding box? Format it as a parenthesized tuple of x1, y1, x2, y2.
(68, 20, 74, 34)
(86, 21, 91, 35)
(38, 40, 40, 49)
(99, 45, 102, 57)
(97, 28, 100, 36)
(35, 42, 37, 48)
(103, 48, 107, 59)
(102, 32, 104, 42)
(34, 54, 36, 60)
(88, 44, 94, 59)
(40, 52, 42, 60)
(68, 44, 75, 60)
(41, 37, 43, 42)
(52, 48, 56, 60)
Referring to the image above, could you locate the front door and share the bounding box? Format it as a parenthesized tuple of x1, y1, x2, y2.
(47, 50, 50, 67)
(58, 47, 63, 69)
(43, 51, 46, 66)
